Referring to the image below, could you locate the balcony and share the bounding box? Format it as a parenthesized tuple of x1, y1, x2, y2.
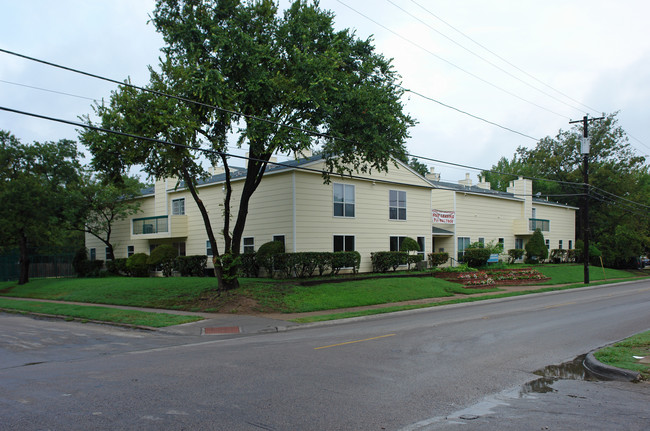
(529, 218, 550, 232)
(131, 215, 187, 239)
(514, 218, 550, 235)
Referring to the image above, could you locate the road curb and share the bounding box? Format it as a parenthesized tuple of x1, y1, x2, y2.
(583, 351, 641, 382)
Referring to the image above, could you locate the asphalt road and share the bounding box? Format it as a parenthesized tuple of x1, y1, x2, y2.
(1, 280, 649, 430)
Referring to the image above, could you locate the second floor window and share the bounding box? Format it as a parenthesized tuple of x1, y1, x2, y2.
(333, 183, 355, 217)
(172, 198, 185, 215)
(389, 190, 406, 220)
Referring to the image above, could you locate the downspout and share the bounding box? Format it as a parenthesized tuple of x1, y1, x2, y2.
(292, 171, 297, 253)
(453, 191, 457, 267)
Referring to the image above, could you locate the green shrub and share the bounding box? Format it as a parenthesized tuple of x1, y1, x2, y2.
(106, 258, 128, 275)
(550, 249, 567, 264)
(332, 251, 361, 275)
(175, 255, 207, 277)
(463, 247, 491, 268)
(525, 228, 548, 263)
(239, 252, 259, 278)
(126, 253, 150, 277)
(72, 247, 89, 276)
(428, 252, 449, 267)
(148, 245, 178, 277)
(257, 240, 285, 275)
(507, 249, 525, 264)
(400, 237, 421, 270)
(371, 251, 406, 272)
(316, 252, 332, 276)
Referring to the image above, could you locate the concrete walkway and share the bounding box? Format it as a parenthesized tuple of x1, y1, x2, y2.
(0, 283, 564, 336)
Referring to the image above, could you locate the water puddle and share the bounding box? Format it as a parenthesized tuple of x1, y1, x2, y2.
(522, 354, 599, 394)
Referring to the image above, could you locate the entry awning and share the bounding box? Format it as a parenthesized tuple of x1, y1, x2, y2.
(432, 227, 454, 236)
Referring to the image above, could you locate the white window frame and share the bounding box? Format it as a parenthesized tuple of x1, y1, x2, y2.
(89, 248, 96, 261)
(206, 240, 213, 256)
(457, 237, 470, 261)
(417, 236, 426, 261)
(243, 237, 255, 254)
(389, 190, 407, 220)
(333, 183, 355, 218)
(333, 235, 355, 252)
(127, 245, 135, 257)
(172, 198, 185, 216)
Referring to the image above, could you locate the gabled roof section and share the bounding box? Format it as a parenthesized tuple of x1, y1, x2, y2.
(428, 179, 521, 200)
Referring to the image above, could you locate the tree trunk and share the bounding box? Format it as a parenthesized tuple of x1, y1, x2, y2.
(18, 230, 29, 285)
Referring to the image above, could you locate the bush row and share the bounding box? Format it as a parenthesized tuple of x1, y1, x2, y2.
(241, 251, 361, 278)
(102, 254, 208, 277)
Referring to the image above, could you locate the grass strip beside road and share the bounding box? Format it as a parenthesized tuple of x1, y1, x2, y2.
(594, 330, 650, 380)
(0, 298, 203, 328)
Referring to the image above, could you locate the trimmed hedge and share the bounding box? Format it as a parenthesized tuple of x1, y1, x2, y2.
(106, 258, 128, 275)
(175, 255, 208, 277)
(126, 253, 149, 277)
(148, 245, 178, 277)
(507, 249, 525, 264)
(270, 251, 361, 278)
(463, 247, 491, 268)
(371, 251, 407, 273)
(428, 252, 449, 267)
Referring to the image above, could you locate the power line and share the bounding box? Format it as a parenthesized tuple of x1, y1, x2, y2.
(334, 0, 570, 120)
(0, 79, 96, 101)
(407, 152, 588, 189)
(0, 48, 544, 150)
(401, 87, 538, 141)
(385, 0, 589, 116)
(1, 104, 587, 201)
(408, 0, 602, 116)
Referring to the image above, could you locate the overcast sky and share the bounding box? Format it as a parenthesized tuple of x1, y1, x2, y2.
(2, 0, 649, 182)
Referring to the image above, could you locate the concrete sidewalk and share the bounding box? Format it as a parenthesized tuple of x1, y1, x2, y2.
(0, 297, 300, 336)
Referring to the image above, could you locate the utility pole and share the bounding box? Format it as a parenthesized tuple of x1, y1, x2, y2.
(569, 114, 604, 284)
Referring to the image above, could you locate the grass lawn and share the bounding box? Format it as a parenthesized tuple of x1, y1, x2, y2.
(0, 277, 223, 309)
(531, 264, 636, 284)
(0, 264, 646, 320)
(594, 330, 650, 380)
(281, 277, 495, 313)
(0, 298, 203, 327)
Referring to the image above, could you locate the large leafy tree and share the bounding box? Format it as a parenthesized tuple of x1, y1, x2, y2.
(81, 0, 415, 291)
(0, 131, 83, 284)
(70, 174, 144, 261)
(482, 113, 650, 267)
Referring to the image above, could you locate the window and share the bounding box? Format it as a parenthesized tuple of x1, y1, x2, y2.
(149, 244, 158, 254)
(243, 237, 255, 253)
(559, 240, 563, 249)
(272, 235, 285, 249)
(417, 236, 426, 261)
(206, 240, 213, 256)
(127, 245, 134, 257)
(478, 237, 485, 247)
(498, 238, 505, 252)
(333, 183, 355, 217)
(457, 237, 470, 262)
(545, 239, 550, 250)
(515, 238, 524, 250)
(173, 242, 186, 257)
(89, 248, 96, 261)
(333, 235, 355, 252)
(569, 240, 573, 250)
(390, 236, 406, 252)
(389, 190, 406, 220)
(172, 198, 185, 215)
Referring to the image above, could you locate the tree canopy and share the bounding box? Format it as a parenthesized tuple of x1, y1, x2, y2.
(0, 131, 83, 284)
(80, 0, 416, 290)
(482, 113, 650, 267)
